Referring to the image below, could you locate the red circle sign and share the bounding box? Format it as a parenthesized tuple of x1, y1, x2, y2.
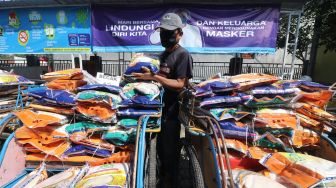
(18, 30, 28, 44)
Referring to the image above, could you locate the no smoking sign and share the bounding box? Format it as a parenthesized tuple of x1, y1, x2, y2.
(18, 30, 29, 46)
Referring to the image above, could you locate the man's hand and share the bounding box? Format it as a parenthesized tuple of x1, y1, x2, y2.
(132, 67, 154, 81)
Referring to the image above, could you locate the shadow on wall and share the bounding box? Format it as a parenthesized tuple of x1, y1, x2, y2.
(314, 46, 336, 85)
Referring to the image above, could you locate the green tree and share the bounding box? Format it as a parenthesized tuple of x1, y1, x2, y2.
(277, 0, 336, 62)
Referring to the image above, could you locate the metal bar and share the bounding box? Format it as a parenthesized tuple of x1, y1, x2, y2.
(280, 11, 302, 15)
(290, 14, 302, 80)
(206, 135, 222, 188)
(210, 117, 234, 187)
(0, 4, 90, 9)
(118, 52, 121, 76)
(281, 13, 292, 78)
(79, 54, 83, 70)
(71, 54, 75, 69)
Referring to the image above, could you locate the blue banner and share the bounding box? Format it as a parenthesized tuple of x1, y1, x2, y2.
(92, 5, 280, 53)
(0, 6, 91, 54)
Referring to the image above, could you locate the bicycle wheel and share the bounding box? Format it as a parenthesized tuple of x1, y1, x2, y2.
(0, 114, 20, 146)
(144, 133, 158, 188)
(177, 138, 205, 188)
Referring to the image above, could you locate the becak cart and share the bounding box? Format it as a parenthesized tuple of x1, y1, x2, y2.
(177, 73, 336, 188)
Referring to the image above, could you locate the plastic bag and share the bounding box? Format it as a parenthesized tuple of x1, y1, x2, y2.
(41, 69, 83, 81)
(16, 125, 68, 145)
(255, 109, 298, 129)
(14, 109, 68, 128)
(69, 132, 115, 151)
(231, 169, 286, 188)
(283, 80, 329, 92)
(27, 88, 76, 106)
(251, 85, 298, 96)
(63, 144, 112, 158)
(12, 163, 48, 188)
(124, 55, 159, 75)
(26, 151, 132, 165)
(295, 90, 333, 108)
(76, 90, 122, 109)
(75, 163, 129, 188)
(260, 152, 336, 188)
(229, 73, 279, 91)
(103, 126, 136, 146)
(47, 79, 87, 91)
(210, 108, 252, 121)
(77, 84, 121, 94)
(117, 108, 159, 117)
(244, 96, 288, 108)
(66, 122, 108, 134)
(201, 96, 242, 107)
(292, 129, 319, 148)
(294, 103, 336, 122)
(76, 102, 118, 123)
(218, 121, 256, 140)
(35, 166, 88, 188)
(117, 118, 158, 128)
(0, 71, 33, 86)
(120, 95, 162, 108)
(29, 103, 75, 115)
(197, 79, 239, 93)
(121, 82, 160, 100)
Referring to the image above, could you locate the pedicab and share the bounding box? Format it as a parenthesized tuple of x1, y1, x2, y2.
(0, 112, 162, 188)
(0, 58, 164, 187)
(0, 71, 34, 145)
(177, 73, 336, 188)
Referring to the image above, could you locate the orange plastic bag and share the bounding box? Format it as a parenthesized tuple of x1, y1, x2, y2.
(19, 139, 70, 159)
(14, 109, 68, 128)
(295, 103, 336, 121)
(47, 79, 87, 91)
(15, 125, 68, 145)
(247, 146, 277, 160)
(292, 129, 319, 148)
(41, 69, 83, 81)
(298, 90, 333, 108)
(76, 102, 117, 123)
(260, 152, 336, 188)
(229, 73, 279, 91)
(296, 113, 321, 128)
(29, 103, 74, 115)
(70, 132, 115, 151)
(255, 112, 297, 129)
(217, 138, 248, 155)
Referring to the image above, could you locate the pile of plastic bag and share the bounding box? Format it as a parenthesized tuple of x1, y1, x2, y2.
(12, 163, 129, 188)
(194, 73, 336, 187)
(0, 70, 33, 120)
(10, 55, 163, 187)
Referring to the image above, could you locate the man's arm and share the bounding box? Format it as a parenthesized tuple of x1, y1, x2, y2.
(153, 74, 187, 90)
(132, 67, 188, 90)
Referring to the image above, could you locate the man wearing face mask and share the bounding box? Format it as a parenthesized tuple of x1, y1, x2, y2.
(133, 13, 193, 187)
(149, 10, 202, 48)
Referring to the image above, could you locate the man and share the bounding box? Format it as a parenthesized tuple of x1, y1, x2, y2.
(149, 9, 203, 48)
(133, 13, 193, 187)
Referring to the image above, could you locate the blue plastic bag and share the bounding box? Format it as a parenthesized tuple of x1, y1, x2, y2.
(124, 62, 159, 75)
(117, 108, 159, 117)
(218, 121, 256, 140)
(251, 86, 297, 96)
(77, 84, 121, 94)
(27, 88, 76, 106)
(63, 144, 112, 158)
(120, 95, 162, 108)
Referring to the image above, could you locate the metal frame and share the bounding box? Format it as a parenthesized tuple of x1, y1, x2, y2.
(280, 10, 302, 79)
